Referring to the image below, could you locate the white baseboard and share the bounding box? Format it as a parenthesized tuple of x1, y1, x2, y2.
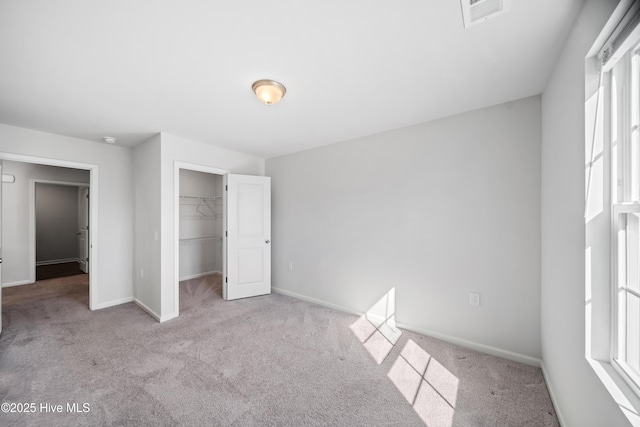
(99, 297, 177, 323)
(179, 270, 219, 281)
(396, 322, 542, 367)
(36, 258, 79, 267)
(160, 312, 178, 323)
(273, 287, 363, 317)
(272, 286, 542, 368)
(540, 363, 565, 426)
(133, 298, 161, 322)
(2, 279, 34, 288)
(93, 296, 133, 310)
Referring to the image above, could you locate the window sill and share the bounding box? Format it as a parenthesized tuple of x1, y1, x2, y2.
(587, 357, 640, 425)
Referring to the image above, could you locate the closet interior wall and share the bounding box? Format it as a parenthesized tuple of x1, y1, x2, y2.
(178, 169, 223, 281)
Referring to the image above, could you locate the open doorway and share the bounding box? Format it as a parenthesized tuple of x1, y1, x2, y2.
(0, 154, 98, 314)
(33, 180, 89, 281)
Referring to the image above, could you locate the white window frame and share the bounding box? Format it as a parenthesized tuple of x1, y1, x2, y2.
(611, 46, 640, 399)
(612, 203, 640, 397)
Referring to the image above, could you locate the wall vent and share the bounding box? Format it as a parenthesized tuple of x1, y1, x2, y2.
(461, 0, 511, 28)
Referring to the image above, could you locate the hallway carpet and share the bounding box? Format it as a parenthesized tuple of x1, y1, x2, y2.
(0, 274, 558, 426)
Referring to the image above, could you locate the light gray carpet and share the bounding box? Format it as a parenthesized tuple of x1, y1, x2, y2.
(0, 274, 559, 426)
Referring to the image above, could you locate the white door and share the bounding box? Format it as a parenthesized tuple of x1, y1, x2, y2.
(78, 186, 89, 274)
(224, 174, 271, 300)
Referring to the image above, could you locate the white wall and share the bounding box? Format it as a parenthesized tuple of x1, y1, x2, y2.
(133, 134, 162, 316)
(35, 183, 81, 263)
(266, 95, 542, 361)
(0, 124, 133, 307)
(2, 161, 89, 286)
(157, 133, 264, 320)
(540, 0, 629, 425)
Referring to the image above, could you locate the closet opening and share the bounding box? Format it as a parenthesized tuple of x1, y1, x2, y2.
(176, 165, 227, 314)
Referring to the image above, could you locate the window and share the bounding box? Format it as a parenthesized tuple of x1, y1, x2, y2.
(611, 44, 640, 397)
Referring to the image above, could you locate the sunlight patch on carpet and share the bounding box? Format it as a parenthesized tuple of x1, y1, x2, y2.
(388, 339, 459, 427)
(363, 330, 395, 364)
(349, 288, 402, 364)
(365, 287, 401, 345)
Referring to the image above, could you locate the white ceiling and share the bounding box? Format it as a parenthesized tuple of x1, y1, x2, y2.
(0, 0, 584, 159)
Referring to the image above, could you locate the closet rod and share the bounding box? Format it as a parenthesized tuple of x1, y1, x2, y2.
(179, 195, 222, 201)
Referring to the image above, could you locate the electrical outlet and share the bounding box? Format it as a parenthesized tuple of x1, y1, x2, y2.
(469, 292, 480, 307)
(288, 260, 294, 270)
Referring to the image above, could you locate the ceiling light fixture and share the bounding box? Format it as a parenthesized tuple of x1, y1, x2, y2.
(252, 79, 286, 106)
(103, 136, 117, 144)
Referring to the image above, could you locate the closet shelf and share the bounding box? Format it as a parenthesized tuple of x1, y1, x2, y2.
(179, 236, 219, 242)
(179, 195, 221, 217)
(179, 215, 218, 220)
(179, 195, 222, 201)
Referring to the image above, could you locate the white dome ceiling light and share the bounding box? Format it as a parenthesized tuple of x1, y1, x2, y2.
(252, 80, 286, 106)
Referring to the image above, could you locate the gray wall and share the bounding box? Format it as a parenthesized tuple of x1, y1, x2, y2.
(35, 183, 81, 263)
(540, 0, 629, 425)
(133, 134, 162, 315)
(1, 161, 89, 286)
(266, 95, 542, 360)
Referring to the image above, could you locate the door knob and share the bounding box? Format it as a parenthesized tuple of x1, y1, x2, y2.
(265, 240, 270, 244)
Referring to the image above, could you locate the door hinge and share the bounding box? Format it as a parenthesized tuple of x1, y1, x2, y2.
(225, 185, 228, 191)
(86, 257, 89, 262)
(225, 231, 228, 237)
(225, 277, 228, 283)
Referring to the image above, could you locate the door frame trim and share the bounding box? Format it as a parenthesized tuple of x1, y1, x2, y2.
(30, 179, 90, 283)
(0, 153, 99, 310)
(173, 161, 228, 318)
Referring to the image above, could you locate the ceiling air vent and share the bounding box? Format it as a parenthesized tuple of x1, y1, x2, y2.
(461, 0, 511, 28)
